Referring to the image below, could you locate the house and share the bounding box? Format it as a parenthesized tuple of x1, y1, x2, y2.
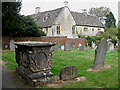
(29, 6, 104, 38)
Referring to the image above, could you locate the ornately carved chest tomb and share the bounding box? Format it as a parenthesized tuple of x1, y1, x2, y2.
(14, 41, 55, 86)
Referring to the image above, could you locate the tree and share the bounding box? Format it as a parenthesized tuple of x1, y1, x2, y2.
(2, 2, 46, 37)
(14, 15, 46, 37)
(88, 7, 110, 23)
(2, 2, 22, 36)
(105, 12, 116, 28)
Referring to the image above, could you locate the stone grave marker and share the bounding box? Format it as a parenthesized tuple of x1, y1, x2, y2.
(60, 45, 64, 50)
(75, 44, 79, 49)
(52, 43, 59, 52)
(60, 65, 78, 81)
(92, 39, 108, 69)
(14, 41, 55, 87)
(91, 42, 96, 49)
(10, 40, 15, 50)
(64, 41, 72, 51)
(79, 45, 84, 52)
(108, 41, 114, 52)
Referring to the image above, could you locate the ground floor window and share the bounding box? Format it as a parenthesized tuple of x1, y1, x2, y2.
(46, 28, 48, 34)
(72, 25, 75, 34)
(57, 26, 60, 34)
(83, 27, 88, 32)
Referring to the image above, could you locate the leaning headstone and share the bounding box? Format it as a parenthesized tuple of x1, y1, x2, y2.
(60, 45, 64, 50)
(60, 65, 78, 81)
(92, 39, 108, 69)
(10, 40, 15, 50)
(79, 45, 84, 52)
(108, 42, 114, 52)
(64, 41, 72, 51)
(52, 43, 59, 52)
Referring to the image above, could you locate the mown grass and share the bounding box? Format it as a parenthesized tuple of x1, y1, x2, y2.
(2, 48, 118, 88)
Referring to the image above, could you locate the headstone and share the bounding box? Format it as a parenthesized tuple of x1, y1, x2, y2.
(64, 41, 72, 51)
(60, 65, 78, 81)
(92, 39, 108, 69)
(10, 40, 15, 50)
(14, 41, 55, 87)
(75, 44, 79, 49)
(60, 45, 64, 50)
(91, 42, 96, 49)
(79, 45, 84, 52)
(108, 41, 114, 52)
(51, 43, 59, 52)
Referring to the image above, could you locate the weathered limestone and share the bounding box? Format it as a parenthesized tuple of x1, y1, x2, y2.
(92, 39, 108, 69)
(51, 43, 59, 52)
(64, 41, 72, 51)
(14, 41, 55, 87)
(60, 65, 78, 81)
(10, 40, 15, 50)
(108, 41, 114, 52)
(79, 45, 84, 52)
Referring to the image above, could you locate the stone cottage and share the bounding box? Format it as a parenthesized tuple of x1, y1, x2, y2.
(29, 6, 104, 38)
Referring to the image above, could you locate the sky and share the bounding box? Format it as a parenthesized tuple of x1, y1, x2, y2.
(20, 0, 119, 23)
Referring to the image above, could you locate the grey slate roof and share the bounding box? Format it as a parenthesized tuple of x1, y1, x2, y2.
(30, 7, 64, 28)
(71, 11, 104, 28)
(30, 7, 104, 28)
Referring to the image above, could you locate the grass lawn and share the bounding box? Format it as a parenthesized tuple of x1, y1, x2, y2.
(2, 48, 118, 88)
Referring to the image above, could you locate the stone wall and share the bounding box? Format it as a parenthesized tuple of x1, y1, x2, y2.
(2, 36, 87, 49)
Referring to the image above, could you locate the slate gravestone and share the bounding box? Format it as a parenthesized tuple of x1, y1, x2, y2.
(64, 41, 72, 51)
(60, 65, 78, 81)
(10, 40, 15, 50)
(14, 41, 55, 87)
(60, 45, 64, 50)
(92, 39, 108, 69)
(75, 44, 79, 49)
(108, 41, 114, 52)
(79, 45, 84, 52)
(52, 43, 59, 52)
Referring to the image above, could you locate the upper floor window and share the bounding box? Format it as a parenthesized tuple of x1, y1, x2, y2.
(84, 27, 88, 31)
(72, 26, 75, 34)
(43, 17, 48, 22)
(46, 28, 48, 34)
(57, 26, 60, 34)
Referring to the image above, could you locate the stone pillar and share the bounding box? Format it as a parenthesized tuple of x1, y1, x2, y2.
(14, 41, 55, 87)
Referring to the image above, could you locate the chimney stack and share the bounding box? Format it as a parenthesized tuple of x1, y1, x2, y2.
(35, 7, 40, 14)
(82, 9, 87, 16)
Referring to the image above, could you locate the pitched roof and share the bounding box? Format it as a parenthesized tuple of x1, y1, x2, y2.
(29, 7, 104, 28)
(30, 7, 64, 28)
(71, 11, 104, 28)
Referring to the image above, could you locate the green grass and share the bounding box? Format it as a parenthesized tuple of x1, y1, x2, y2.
(2, 49, 118, 88)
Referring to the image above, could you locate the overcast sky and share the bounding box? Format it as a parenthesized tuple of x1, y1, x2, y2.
(20, 0, 119, 23)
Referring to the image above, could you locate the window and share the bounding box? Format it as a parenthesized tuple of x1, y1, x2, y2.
(72, 26, 75, 34)
(92, 28, 94, 31)
(84, 27, 88, 31)
(98, 28, 101, 31)
(57, 26, 60, 34)
(43, 17, 48, 22)
(46, 28, 48, 34)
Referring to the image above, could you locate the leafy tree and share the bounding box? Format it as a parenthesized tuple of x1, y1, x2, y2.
(105, 12, 116, 28)
(88, 7, 110, 23)
(2, 2, 22, 36)
(13, 15, 46, 37)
